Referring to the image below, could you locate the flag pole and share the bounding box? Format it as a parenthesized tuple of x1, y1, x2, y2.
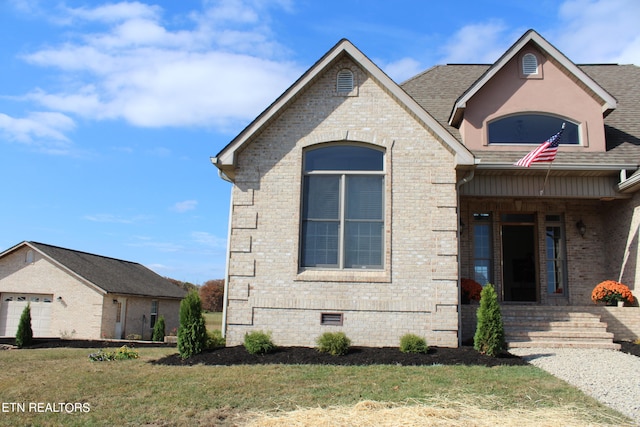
(539, 123, 565, 196)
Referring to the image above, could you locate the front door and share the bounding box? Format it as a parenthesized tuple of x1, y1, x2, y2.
(114, 299, 126, 339)
(502, 218, 538, 302)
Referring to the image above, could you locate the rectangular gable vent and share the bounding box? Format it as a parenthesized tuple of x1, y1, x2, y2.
(321, 312, 343, 326)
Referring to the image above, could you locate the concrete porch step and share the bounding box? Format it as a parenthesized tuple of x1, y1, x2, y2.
(508, 340, 621, 350)
(501, 306, 619, 350)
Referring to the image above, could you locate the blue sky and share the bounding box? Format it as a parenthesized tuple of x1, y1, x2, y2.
(1, 0, 639, 284)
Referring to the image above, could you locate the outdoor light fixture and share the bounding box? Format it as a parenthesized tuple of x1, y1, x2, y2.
(113, 299, 118, 304)
(576, 219, 587, 237)
(56, 296, 63, 302)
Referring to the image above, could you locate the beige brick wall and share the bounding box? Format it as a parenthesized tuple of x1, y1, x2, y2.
(116, 297, 181, 340)
(0, 247, 103, 339)
(224, 57, 460, 348)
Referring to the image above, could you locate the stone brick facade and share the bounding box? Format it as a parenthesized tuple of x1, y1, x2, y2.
(223, 57, 460, 348)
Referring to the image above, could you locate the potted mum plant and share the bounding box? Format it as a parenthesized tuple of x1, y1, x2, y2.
(461, 278, 483, 304)
(591, 280, 634, 306)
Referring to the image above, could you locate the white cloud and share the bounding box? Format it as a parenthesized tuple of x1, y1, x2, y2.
(172, 200, 198, 213)
(0, 111, 76, 154)
(553, 0, 640, 64)
(15, 1, 302, 133)
(439, 21, 514, 64)
(383, 57, 423, 83)
(191, 231, 227, 249)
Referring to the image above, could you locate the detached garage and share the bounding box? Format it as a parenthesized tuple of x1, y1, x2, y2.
(0, 241, 186, 340)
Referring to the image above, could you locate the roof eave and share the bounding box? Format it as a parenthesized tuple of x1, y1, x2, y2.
(476, 162, 637, 172)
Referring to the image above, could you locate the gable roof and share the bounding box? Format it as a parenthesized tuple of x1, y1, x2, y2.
(402, 63, 640, 169)
(447, 29, 617, 128)
(212, 39, 475, 181)
(2, 241, 186, 299)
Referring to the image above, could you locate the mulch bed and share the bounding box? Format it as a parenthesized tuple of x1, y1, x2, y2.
(151, 345, 528, 367)
(2, 338, 638, 367)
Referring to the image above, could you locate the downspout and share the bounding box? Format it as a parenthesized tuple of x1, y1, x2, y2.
(211, 158, 234, 339)
(221, 186, 233, 338)
(455, 169, 475, 347)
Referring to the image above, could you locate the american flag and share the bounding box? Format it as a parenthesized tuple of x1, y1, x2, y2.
(514, 126, 564, 167)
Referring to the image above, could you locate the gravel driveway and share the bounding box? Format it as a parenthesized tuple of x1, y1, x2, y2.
(510, 348, 640, 425)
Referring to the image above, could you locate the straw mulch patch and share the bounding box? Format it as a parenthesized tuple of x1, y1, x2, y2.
(241, 398, 628, 427)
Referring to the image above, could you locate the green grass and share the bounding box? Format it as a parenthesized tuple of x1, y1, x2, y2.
(0, 346, 631, 426)
(203, 311, 222, 331)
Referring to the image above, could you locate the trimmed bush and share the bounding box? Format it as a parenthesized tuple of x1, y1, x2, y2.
(244, 331, 275, 355)
(152, 316, 165, 342)
(316, 332, 351, 356)
(206, 329, 226, 349)
(399, 333, 428, 354)
(178, 290, 207, 359)
(15, 303, 33, 348)
(473, 283, 505, 357)
(89, 345, 139, 361)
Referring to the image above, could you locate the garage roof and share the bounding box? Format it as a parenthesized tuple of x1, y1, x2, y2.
(5, 242, 186, 299)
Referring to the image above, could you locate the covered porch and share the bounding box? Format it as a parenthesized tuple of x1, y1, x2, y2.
(457, 169, 640, 347)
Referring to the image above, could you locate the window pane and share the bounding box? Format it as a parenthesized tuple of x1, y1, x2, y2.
(303, 176, 339, 219)
(346, 176, 383, 220)
(301, 221, 339, 267)
(474, 260, 491, 286)
(489, 115, 578, 144)
(473, 224, 491, 258)
(344, 222, 383, 268)
(305, 146, 383, 171)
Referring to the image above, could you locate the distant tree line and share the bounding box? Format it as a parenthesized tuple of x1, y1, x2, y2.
(166, 278, 224, 312)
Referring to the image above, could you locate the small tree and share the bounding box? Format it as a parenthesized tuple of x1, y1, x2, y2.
(199, 279, 224, 312)
(152, 316, 166, 342)
(177, 291, 207, 359)
(15, 303, 33, 348)
(473, 283, 505, 357)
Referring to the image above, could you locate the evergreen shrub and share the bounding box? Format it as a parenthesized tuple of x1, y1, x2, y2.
(177, 291, 207, 359)
(244, 331, 275, 355)
(15, 303, 33, 348)
(399, 333, 429, 354)
(473, 283, 505, 357)
(316, 331, 351, 356)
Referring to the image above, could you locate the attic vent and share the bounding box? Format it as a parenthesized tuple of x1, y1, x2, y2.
(336, 69, 354, 93)
(321, 312, 344, 326)
(522, 53, 538, 75)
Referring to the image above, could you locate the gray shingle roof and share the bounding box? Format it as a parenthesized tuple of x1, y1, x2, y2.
(27, 242, 186, 299)
(401, 64, 640, 167)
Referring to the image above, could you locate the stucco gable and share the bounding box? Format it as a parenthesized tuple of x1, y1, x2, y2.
(212, 39, 475, 181)
(448, 29, 617, 128)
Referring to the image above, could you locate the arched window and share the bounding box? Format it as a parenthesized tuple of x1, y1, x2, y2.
(301, 145, 384, 269)
(488, 114, 579, 145)
(522, 53, 538, 75)
(25, 250, 34, 263)
(336, 69, 354, 93)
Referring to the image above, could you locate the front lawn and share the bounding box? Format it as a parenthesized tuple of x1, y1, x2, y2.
(0, 345, 631, 426)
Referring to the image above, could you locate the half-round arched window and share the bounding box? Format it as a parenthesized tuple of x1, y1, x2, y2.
(301, 144, 384, 269)
(488, 114, 579, 145)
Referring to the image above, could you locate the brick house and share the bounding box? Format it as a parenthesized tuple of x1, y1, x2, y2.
(212, 29, 640, 348)
(0, 241, 186, 340)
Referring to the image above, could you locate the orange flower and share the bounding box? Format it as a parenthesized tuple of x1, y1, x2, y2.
(461, 278, 483, 302)
(591, 280, 634, 305)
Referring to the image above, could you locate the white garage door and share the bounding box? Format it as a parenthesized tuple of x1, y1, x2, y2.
(0, 293, 53, 337)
